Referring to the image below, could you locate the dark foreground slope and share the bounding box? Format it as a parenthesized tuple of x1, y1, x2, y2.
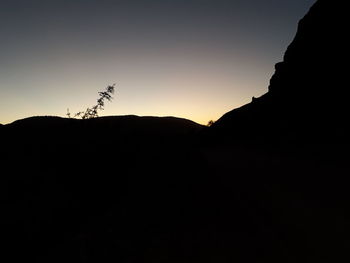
(1, 0, 350, 262)
(203, 0, 350, 261)
(1, 116, 210, 262)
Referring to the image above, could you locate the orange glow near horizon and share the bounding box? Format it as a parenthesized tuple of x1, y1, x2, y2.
(0, 1, 314, 125)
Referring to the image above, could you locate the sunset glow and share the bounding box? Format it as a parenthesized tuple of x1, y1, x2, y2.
(0, 0, 315, 125)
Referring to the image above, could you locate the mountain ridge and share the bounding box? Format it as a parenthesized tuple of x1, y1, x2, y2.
(2, 115, 203, 137)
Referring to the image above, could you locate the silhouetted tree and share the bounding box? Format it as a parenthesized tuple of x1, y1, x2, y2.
(67, 84, 115, 119)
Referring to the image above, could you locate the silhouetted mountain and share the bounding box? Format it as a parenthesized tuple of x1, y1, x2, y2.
(1, 1, 349, 262)
(1, 115, 209, 262)
(211, 0, 349, 145)
(5, 115, 203, 138)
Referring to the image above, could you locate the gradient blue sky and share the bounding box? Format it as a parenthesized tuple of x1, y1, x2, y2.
(0, 0, 315, 124)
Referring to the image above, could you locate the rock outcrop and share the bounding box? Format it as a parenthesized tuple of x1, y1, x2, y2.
(212, 0, 348, 144)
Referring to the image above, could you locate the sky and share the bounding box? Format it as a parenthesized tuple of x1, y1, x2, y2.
(0, 0, 316, 125)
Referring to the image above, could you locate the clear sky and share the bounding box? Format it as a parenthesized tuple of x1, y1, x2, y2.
(0, 0, 315, 125)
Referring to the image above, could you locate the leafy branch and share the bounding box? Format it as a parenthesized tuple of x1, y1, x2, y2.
(67, 84, 116, 119)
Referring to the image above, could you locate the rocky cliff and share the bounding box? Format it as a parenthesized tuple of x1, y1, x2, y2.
(212, 0, 348, 144)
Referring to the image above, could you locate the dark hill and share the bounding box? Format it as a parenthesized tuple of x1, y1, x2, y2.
(7, 115, 202, 132)
(211, 0, 349, 145)
(1, 115, 209, 263)
(3, 115, 203, 152)
(5, 115, 203, 139)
